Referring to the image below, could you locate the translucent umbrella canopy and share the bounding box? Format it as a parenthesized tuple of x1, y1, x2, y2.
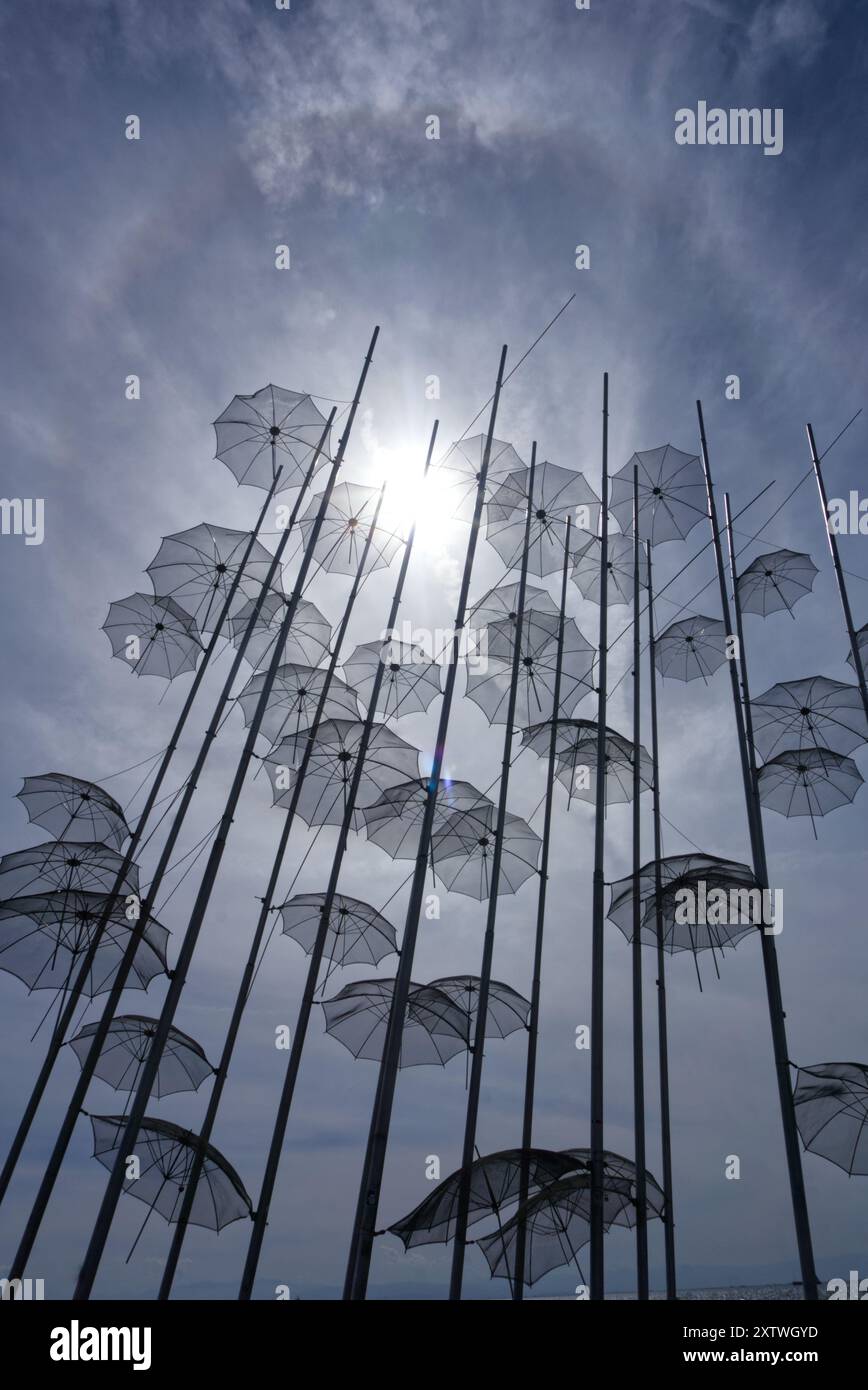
(388, 1148, 582, 1249)
(69, 1016, 214, 1097)
(264, 718, 421, 827)
(757, 748, 863, 828)
(845, 622, 868, 677)
(793, 1062, 868, 1175)
(213, 384, 331, 492)
(438, 435, 527, 512)
(321, 979, 470, 1067)
(360, 778, 494, 861)
(299, 481, 401, 576)
(0, 892, 169, 996)
(559, 1148, 667, 1223)
(737, 549, 818, 618)
(654, 615, 728, 682)
(750, 675, 868, 761)
(468, 581, 559, 653)
(102, 593, 204, 681)
(430, 803, 542, 900)
(609, 444, 706, 546)
(278, 892, 397, 968)
(228, 592, 331, 673)
(90, 1115, 252, 1231)
(427, 975, 530, 1039)
(146, 523, 276, 633)
(236, 663, 359, 747)
(571, 533, 649, 606)
(477, 1174, 635, 1286)
(17, 774, 129, 851)
(343, 639, 441, 720)
(521, 718, 652, 806)
(485, 462, 601, 576)
(0, 841, 139, 902)
(607, 852, 760, 955)
(465, 616, 594, 727)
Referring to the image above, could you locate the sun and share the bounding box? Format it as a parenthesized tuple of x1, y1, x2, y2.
(373, 445, 458, 553)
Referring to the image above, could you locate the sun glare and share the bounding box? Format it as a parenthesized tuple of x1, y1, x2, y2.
(373, 445, 458, 553)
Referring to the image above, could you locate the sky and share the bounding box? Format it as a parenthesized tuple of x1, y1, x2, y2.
(0, 0, 866, 1300)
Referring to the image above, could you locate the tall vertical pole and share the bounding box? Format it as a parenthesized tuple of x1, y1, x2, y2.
(344, 346, 509, 1300)
(0, 481, 283, 1212)
(589, 372, 609, 1301)
(631, 465, 649, 1299)
(513, 517, 571, 1300)
(646, 540, 677, 1299)
(806, 424, 868, 719)
(71, 332, 379, 1300)
(697, 401, 818, 1302)
(448, 446, 537, 1301)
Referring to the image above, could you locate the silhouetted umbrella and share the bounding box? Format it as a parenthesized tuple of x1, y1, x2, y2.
(428, 976, 530, 1041)
(757, 748, 863, 837)
(145, 522, 275, 632)
(278, 893, 397, 968)
(265, 718, 420, 827)
(737, 549, 818, 619)
(360, 778, 494, 860)
(0, 892, 168, 996)
(299, 481, 401, 575)
(465, 616, 593, 726)
(486, 462, 601, 576)
(69, 1017, 213, 1097)
(610, 444, 706, 546)
(237, 663, 359, 747)
(468, 582, 559, 656)
(560, 1148, 667, 1223)
(344, 639, 441, 719)
(213, 384, 331, 492)
(0, 841, 138, 902)
(654, 615, 728, 683)
(17, 774, 129, 850)
(440, 435, 526, 512)
(521, 718, 652, 806)
(321, 979, 470, 1067)
(476, 1174, 634, 1286)
(102, 594, 204, 681)
(751, 676, 868, 761)
(793, 1062, 868, 1175)
(607, 852, 760, 956)
(571, 533, 649, 606)
(228, 593, 332, 673)
(430, 804, 541, 899)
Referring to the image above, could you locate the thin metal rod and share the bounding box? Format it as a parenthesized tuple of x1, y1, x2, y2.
(631, 465, 648, 1299)
(343, 345, 509, 1300)
(646, 539, 677, 1299)
(806, 423, 868, 720)
(697, 401, 818, 1302)
(513, 516, 572, 1299)
(448, 444, 537, 1301)
(589, 371, 609, 1301)
(0, 482, 281, 1215)
(72, 333, 379, 1300)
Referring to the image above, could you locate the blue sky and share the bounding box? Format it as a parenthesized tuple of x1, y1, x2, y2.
(0, 0, 866, 1298)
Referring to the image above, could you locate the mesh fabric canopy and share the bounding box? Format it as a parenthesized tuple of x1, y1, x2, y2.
(427, 975, 530, 1039)
(793, 1062, 868, 1175)
(750, 676, 868, 761)
(485, 462, 600, 576)
(737, 549, 818, 618)
(236, 663, 359, 747)
(609, 444, 706, 546)
(607, 852, 760, 955)
(17, 774, 129, 850)
(654, 615, 728, 682)
(265, 718, 421, 827)
(571, 533, 649, 606)
(299, 481, 401, 575)
(0, 840, 138, 902)
(145, 523, 276, 633)
(69, 1016, 213, 1097)
(228, 593, 331, 673)
(360, 778, 493, 861)
(343, 639, 441, 719)
(521, 718, 652, 806)
(213, 384, 331, 492)
(0, 892, 168, 995)
(278, 892, 397, 968)
(757, 748, 863, 828)
(430, 803, 541, 899)
(102, 593, 204, 681)
(465, 615, 594, 726)
(321, 979, 470, 1067)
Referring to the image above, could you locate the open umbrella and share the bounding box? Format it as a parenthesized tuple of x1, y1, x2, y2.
(439, 435, 527, 513)
(102, 593, 204, 682)
(610, 444, 706, 546)
(69, 1017, 213, 1097)
(321, 979, 470, 1067)
(430, 804, 541, 900)
(343, 639, 442, 720)
(485, 462, 601, 576)
(227, 593, 331, 674)
(360, 778, 494, 861)
(757, 747, 863, 836)
(521, 718, 652, 806)
(264, 718, 421, 827)
(737, 549, 818, 619)
(427, 975, 530, 1040)
(571, 533, 649, 607)
(17, 774, 129, 851)
(793, 1062, 868, 1175)
(607, 852, 761, 956)
(145, 522, 276, 633)
(278, 893, 397, 969)
(654, 615, 729, 683)
(0, 892, 169, 996)
(0, 841, 138, 902)
(299, 481, 401, 576)
(236, 663, 359, 747)
(213, 384, 331, 492)
(750, 676, 868, 761)
(465, 616, 594, 726)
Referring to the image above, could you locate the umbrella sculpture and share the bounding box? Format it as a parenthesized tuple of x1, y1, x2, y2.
(278, 893, 397, 969)
(145, 522, 276, 633)
(228, 593, 332, 674)
(469, 579, 559, 636)
(343, 639, 442, 720)
(609, 443, 707, 546)
(427, 975, 530, 1042)
(571, 533, 649, 607)
(757, 748, 863, 836)
(17, 774, 129, 851)
(607, 852, 763, 957)
(654, 614, 729, 683)
(0, 892, 169, 997)
(102, 593, 204, 682)
(750, 675, 868, 761)
(361, 778, 494, 861)
(560, 1147, 667, 1223)
(264, 718, 421, 828)
(737, 549, 818, 619)
(0, 841, 139, 902)
(430, 803, 542, 900)
(485, 461, 601, 576)
(69, 1017, 214, 1098)
(793, 1062, 868, 1176)
(465, 615, 594, 727)
(213, 384, 331, 492)
(438, 434, 527, 514)
(321, 979, 470, 1067)
(521, 718, 653, 807)
(236, 663, 359, 748)
(299, 480, 402, 576)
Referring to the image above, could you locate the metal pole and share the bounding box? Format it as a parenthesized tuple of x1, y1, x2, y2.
(448, 445, 537, 1300)
(697, 401, 818, 1302)
(589, 371, 609, 1300)
(631, 464, 649, 1299)
(806, 424, 868, 720)
(646, 539, 677, 1299)
(344, 345, 509, 1300)
(0, 482, 281, 1212)
(513, 515, 572, 1299)
(71, 332, 379, 1299)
